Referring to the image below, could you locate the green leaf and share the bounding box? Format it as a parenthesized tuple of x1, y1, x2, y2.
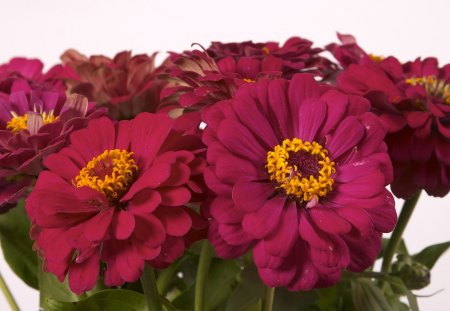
(39, 265, 80, 303)
(0, 200, 38, 289)
(379, 238, 409, 259)
(412, 241, 450, 269)
(386, 276, 419, 311)
(273, 288, 318, 311)
(204, 259, 240, 311)
(351, 279, 393, 311)
(225, 264, 264, 311)
(41, 289, 146, 311)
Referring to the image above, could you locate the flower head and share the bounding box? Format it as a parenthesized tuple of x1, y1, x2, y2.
(0, 57, 66, 97)
(203, 74, 396, 290)
(26, 113, 206, 294)
(61, 50, 165, 119)
(326, 33, 384, 68)
(337, 57, 450, 198)
(207, 37, 338, 78)
(0, 92, 104, 212)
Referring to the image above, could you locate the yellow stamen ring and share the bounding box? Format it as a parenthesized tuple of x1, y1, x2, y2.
(405, 75, 450, 105)
(73, 149, 138, 202)
(6, 111, 59, 134)
(266, 138, 335, 203)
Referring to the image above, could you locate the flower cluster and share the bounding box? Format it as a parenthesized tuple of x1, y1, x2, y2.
(0, 34, 446, 308)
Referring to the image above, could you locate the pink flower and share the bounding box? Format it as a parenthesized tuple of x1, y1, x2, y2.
(26, 113, 207, 294)
(326, 33, 384, 68)
(0, 93, 104, 212)
(0, 57, 66, 97)
(337, 57, 450, 198)
(207, 37, 338, 78)
(61, 50, 166, 119)
(203, 74, 396, 290)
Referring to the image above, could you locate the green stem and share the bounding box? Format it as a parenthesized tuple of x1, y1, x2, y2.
(0, 271, 19, 311)
(381, 190, 421, 274)
(262, 286, 275, 311)
(194, 241, 214, 311)
(140, 265, 163, 311)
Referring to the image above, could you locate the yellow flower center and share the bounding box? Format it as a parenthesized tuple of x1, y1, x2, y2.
(405, 75, 450, 105)
(369, 54, 383, 63)
(243, 78, 255, 83)
(262, 46, 270, 56)
(6, 111, 59, 134)
(73, 149, 138, 202)
(266, 138, 335, 204)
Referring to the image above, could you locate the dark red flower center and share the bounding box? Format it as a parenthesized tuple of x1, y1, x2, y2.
(266, 138, 335, 206)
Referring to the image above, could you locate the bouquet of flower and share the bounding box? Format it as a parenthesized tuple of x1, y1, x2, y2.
(0, 33, 448, 311)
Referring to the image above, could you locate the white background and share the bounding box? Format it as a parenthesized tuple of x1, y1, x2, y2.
(0, 0, 449, 310)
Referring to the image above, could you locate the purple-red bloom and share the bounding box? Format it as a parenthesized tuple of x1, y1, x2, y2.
(0, 57, 66, 97)
(61, 50, 166, 119)
(326, 33, 383, 69)
(26, 113, 207, 294)
(202, 74, 396, 290)
(207, 37, 338, 79)
(0, 93, 104, 212)
(337, 57, 450, 198)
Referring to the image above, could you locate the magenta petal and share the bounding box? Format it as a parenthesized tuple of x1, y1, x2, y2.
(336, 206, 373, 237)
(297, 98, 327, 141)
(258, 255, 296, 287)
(327, 116, 364, 159)
(103, 261, 124, 287)
(217, 119, 266, 162)
(133, 214, 166, 247)
(209, 196, 243, 224)
(218, 223, 254, 246)
(231, 93, 278, 148)
(159, 187, 191, 206)
(84, 209, 114, 242)
(44, 153, 80, 182)
(264, 201, 298, 257)
(121, 163, 171, 201)
(337, 171, 385, 198)
(112, 210, 135, 240)
(128, 190, 162, 214)
(208, 220, 250, 259)
(309, 207, 351, 234)
(232, 181, 274, 213)
(268, 79, 291, 137)
(242, 196, 285, 239)
(215, 154, 263, 183)
(68, 249, 100, 294)
(253, 241, 284, 269)
(154, 206, 192, 237)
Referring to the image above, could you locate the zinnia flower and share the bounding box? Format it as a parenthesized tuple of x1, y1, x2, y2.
(61, 50, 165, 119)
(207, 37, 338, 79)
(337, 57, 450, 198)
(0, 57, 66, 97)
(203, 74, 396, 290)
(0, 92, 104, 212)
(26, 113, 206, 294)
(326, 33, 384, 69)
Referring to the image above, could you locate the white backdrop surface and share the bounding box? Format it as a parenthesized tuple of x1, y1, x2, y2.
(0, 0, 449, 310)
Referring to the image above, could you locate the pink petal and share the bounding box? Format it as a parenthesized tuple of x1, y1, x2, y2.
(209, 196, 243, 224)
(112, 210, 135, 240)
(327, 116, 364, 159)
(128, 189, 162, 214)
(154, 206, 192, 237)
(68, 248, 100, 294)
(242, 195, 285, 239)
(83, 209, 114, 242)
(309, 207, 351, 234)
(297, 98, 327, 141)
(232, 181, 274, 213)
(159, 186, 191, 206)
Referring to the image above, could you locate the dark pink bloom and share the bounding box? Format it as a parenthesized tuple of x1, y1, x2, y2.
(26, 113, 207, 294)
(337, 57, 450, 198)
(207, 37, 338, 79)
(61, 50, 166, 119)
(203, 74, 396, 290)
(0, 93, 104, 212)
(0, 57, 66, 97)
(326, 33, 383, 69)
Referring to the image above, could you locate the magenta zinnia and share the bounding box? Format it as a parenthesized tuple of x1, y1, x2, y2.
(0, 92, 104, 212)
(202, 74, 396, 290)
(26, 113, 206, 294)
(337, 57, 450, 198)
